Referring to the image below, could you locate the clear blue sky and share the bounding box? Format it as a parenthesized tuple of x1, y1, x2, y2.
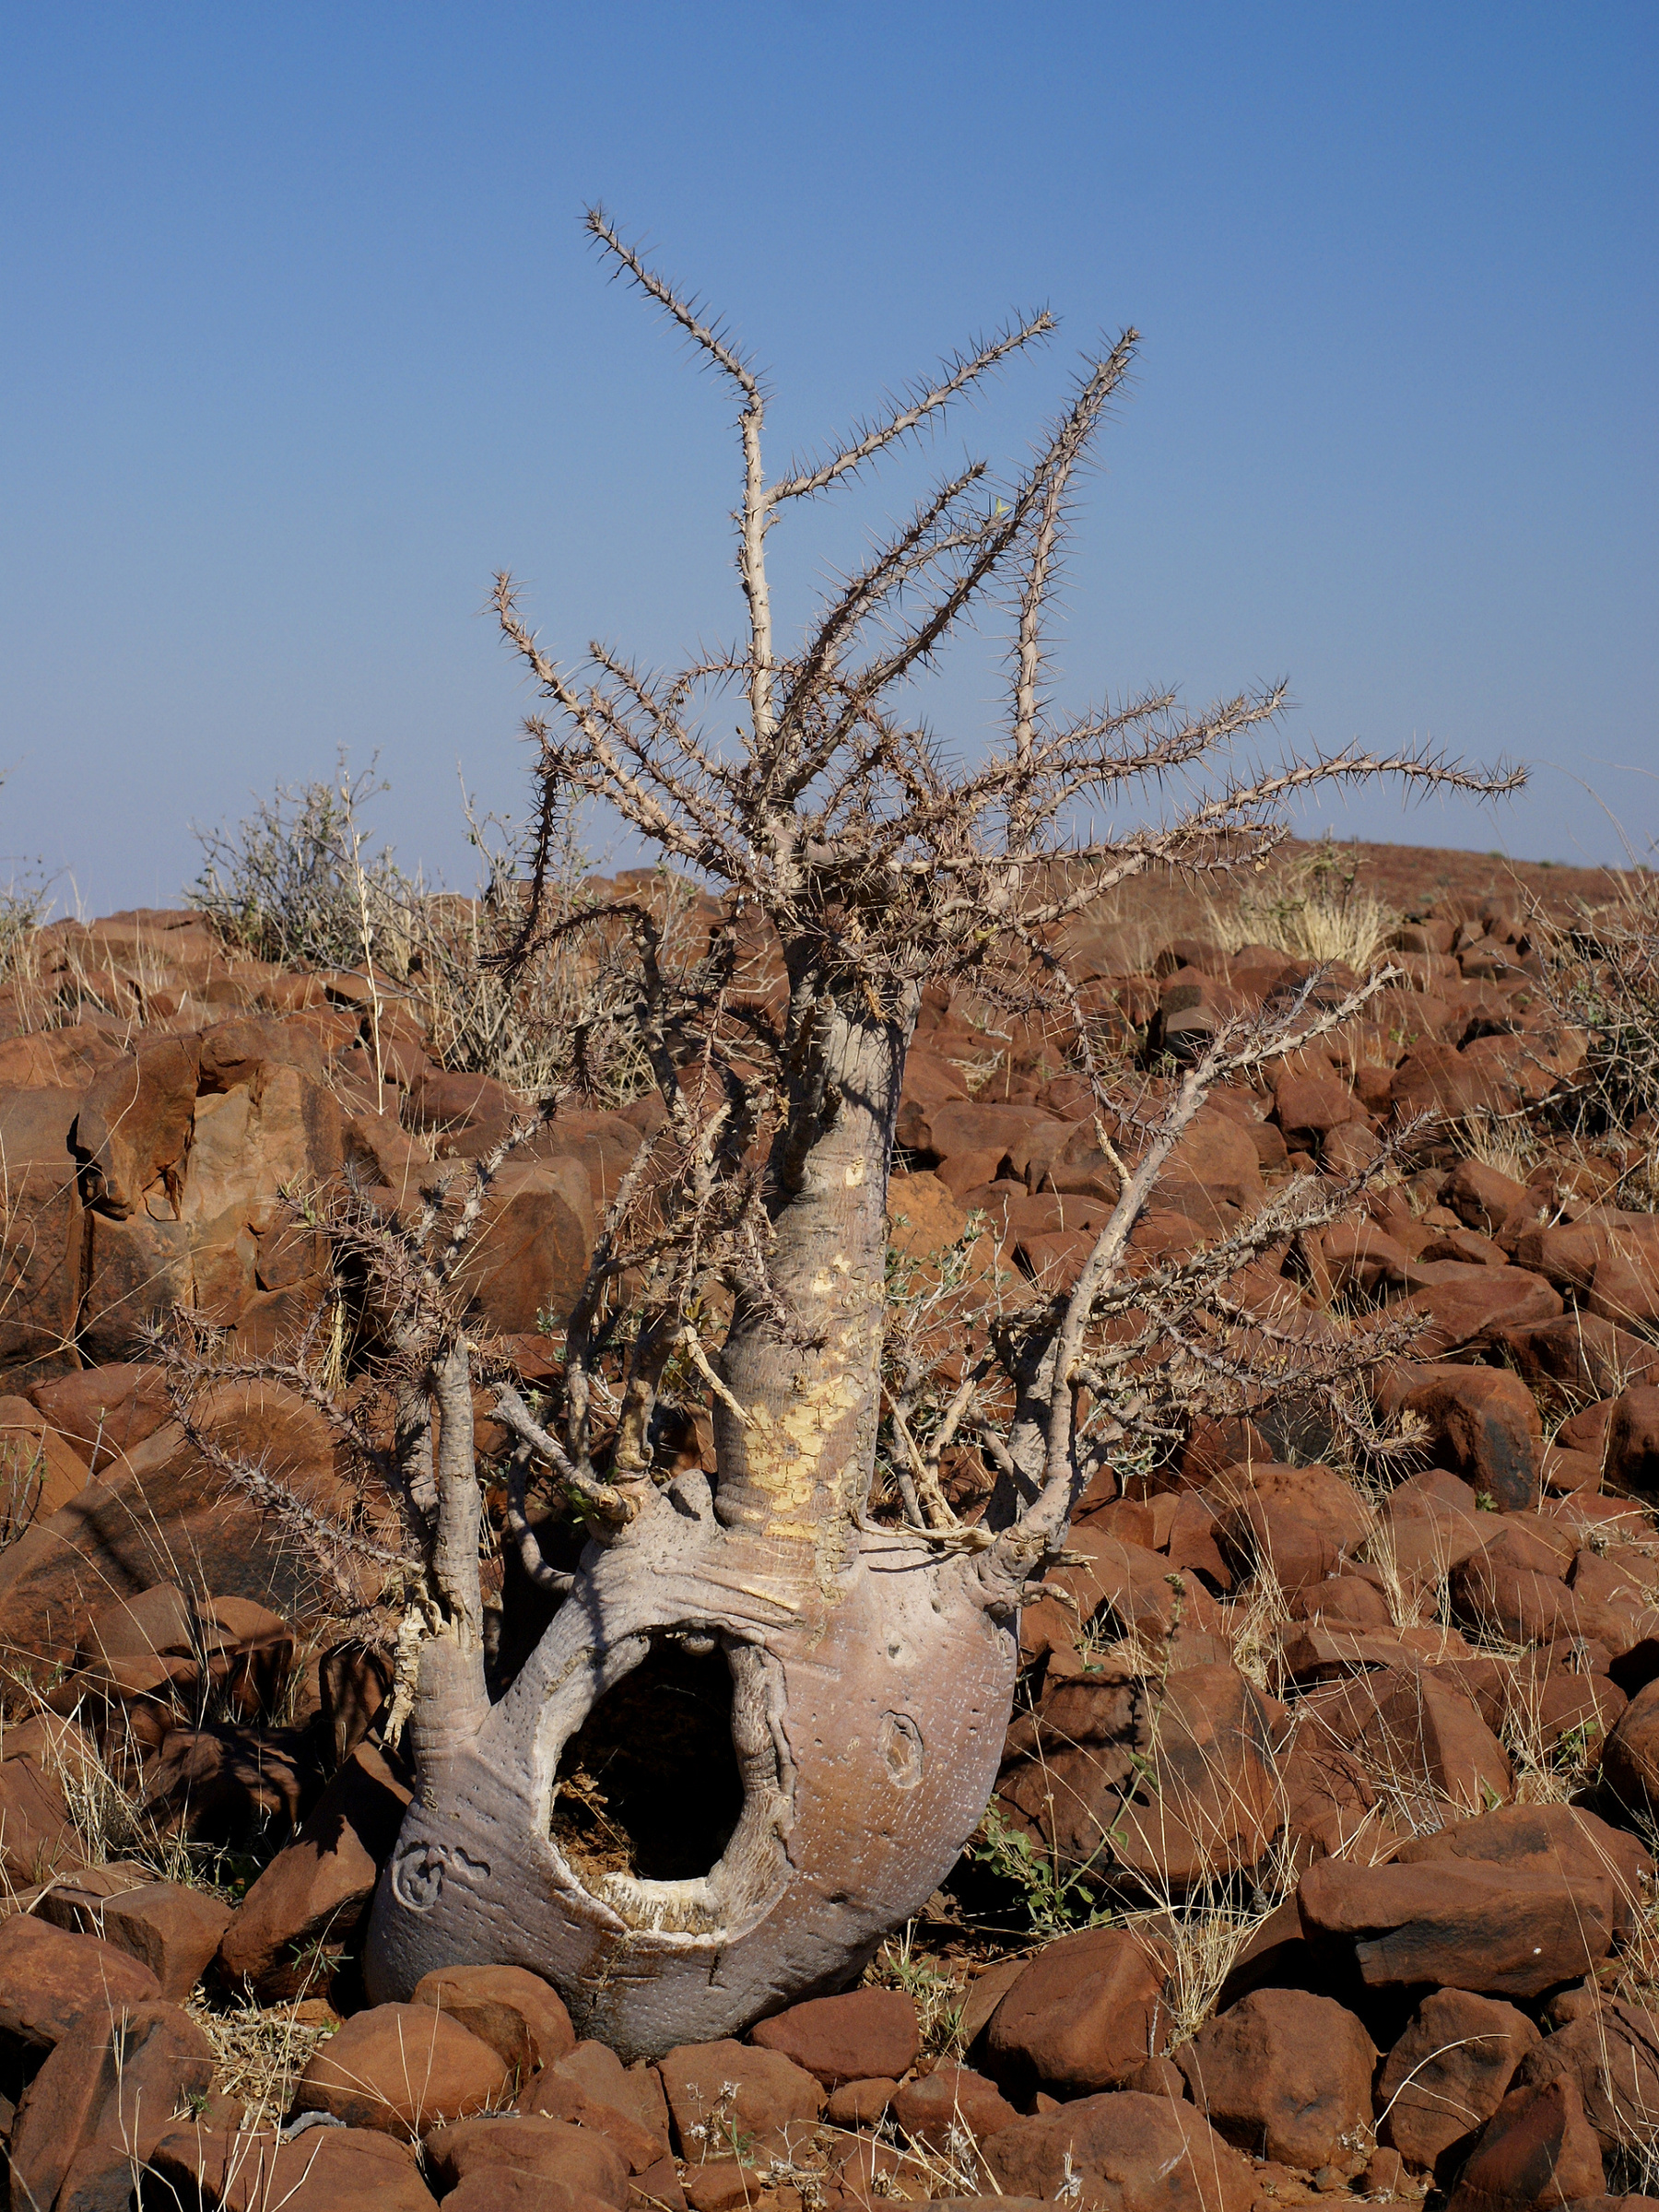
(2, 4, 1654, 913)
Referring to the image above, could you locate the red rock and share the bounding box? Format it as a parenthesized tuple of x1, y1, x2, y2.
(83, 1578, 195, 1662)
(37, 1865, 232, 2000)
(0, 1401, 91, 1537)
(0, 1087, 86, 1381)
(519, 2065, 665, 2172)
(1277, 1724, 1381, 1865)
(1290, 1572, 1394, 1630)
(656, 2038, 824, 2159)
(749, 1985, 919, 2088)
(1394, 1802, 1652, 1935)
(8, 1996, 215, 2212)
(1272, 1073, 1361, 1148)
(0, 1751, 79, 1884)
(1587, 1243, 1659, 1329)
(291, 2001, 512, 2136)
(139, 1720, 309, 1842)
(630, 2154, 688, 2212)
(1601, 1677, 1659, 1812)
(684, 2156, 780, 2210)
(1450, 1522, 1605, 1645)
(1512, 1999, 1659, 2157)
(426, 2112, 630, 2206)
(1442, 1159, 1532, 1237)
(1102, 1663, 1283, 1887)
(1174, 1987, 1374, 2168)
(550, 2037, 670, 2151)
(150, 2121, 439, 2212)
(1296, 1854, 1617, 1995)
(0, 1913, 161, 2053)
(1209, 1461, 1372, 1594)
(1391, 1044, 1527, 1126)
(72, 1035, 198, 1219)
(0, 1382, 359, 1679)
(982, 1926, 1169, 2097)
(217, 1742, 411, 2002)
(826, 2077, 898, 2127)
(449, 1159, 597, 1334)
(985, 2089, 1253, 2212)
(1604, 1386, 1659, 1497)
(1376, 1363, 1542, 1512)
(959, 1958, 1030, 2053)
(412, 1962, 576, 2078)
(995, 1668, 1144, 1863)
(318, 1640, 394, 1765)
(1312, 1662, 1512, 1815)
(892, 2062, 1018, 2149)
(1395, 1265, 1562, 1358)
(1376, 1988, 1540, 2171)
(1501, 1314, 1659, 1411)
(1447, 2074, 1605, 2212)
(1124, 2054, 1190, 2100)
(1046, 1526, 1222, 1641)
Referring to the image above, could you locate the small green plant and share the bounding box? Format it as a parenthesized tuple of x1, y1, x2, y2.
(869, 1919, 967, 2053)
(969, 1803, 1115, 1941)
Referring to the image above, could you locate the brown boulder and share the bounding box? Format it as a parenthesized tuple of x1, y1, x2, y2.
(1393, 1802, 1652, 1933)
(985, 2090, 1253, 2212)
(217, 1742, 411, 2001)
(548, 2036, 670, 2148)
(426, 2112, 629, 2205)
(1605, 1386, 1659, 1498)
(1501, 1314, 1659, 1412)
(9, 1996, 215, 2212)
(0, 1913, 161, 2054)
(1209, 1461, 1373, 1594)
(26, 1361, 171, 1471)
(0, 1399, 91, 1539)
(1296, 1854, 1616, 1995)
(519, 2062, 665, 2172)
(0, 1087, 85, 1381)
(37, 1865, 232, 2000)
(412, 1961, 576, 2078)
(290, 2000, 512, 2136)
(749, 1986, 919, 2088)
(1448, 2074, 1605, 2212)
(150, 2119, 437, 2212)
(1376, 1987, 1540, 2171)
(656, 2037, 825, 2159)
(72, 1036, 198, 1218)
(449, 1159, 596, 1335)
(982, 1926, 1169, 2097)
(1376, 1363, 1542, 1512)
(1601, 1677, 1659, 1813)
(1103, 1663, 1283, 1887)
(827, 2077, 898, 2127)
(0, 1752, 80, 1884)
(994, 1668, 1144, 1868)
(1298, 1662, 1512, 1817)
(892, 2062, 1018, 2150)
(1512, 1999, 1659, 2158)
(0, 1384, 357, 1678)
(1442, 1159, 1532, 1238)
(1395, 1266, 1562, 1358)
(1175, 1987, 1374, 2168)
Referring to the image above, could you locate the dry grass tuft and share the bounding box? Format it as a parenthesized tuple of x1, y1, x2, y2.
(187, 1991, 335, 2127)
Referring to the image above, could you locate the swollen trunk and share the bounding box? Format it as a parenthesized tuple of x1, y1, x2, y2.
(364, 1001, 1018, 2054)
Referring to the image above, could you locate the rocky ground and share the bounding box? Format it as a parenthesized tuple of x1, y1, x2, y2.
(2, 840, 1659, 2212)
